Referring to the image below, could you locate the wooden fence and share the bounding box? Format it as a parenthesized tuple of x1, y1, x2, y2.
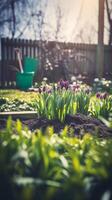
(0, 37, 112, 88)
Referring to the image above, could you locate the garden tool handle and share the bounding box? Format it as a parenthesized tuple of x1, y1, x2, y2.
(15, 48, 24, 73)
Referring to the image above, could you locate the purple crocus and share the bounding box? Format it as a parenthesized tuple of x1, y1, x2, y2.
(96, 92, 108, 99)
(58, 79, 69, 90)
(96, 92, 101, 99)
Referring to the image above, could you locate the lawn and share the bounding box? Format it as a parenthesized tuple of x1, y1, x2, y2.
(0, 89, 38, 102)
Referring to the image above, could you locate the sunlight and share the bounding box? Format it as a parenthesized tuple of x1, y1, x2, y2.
(24, 0, 99, 43)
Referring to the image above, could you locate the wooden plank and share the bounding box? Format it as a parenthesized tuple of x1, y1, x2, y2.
(0, 111, 38, 119)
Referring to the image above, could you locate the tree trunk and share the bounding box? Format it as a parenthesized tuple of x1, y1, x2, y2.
(96, 0, 105, 78)
(105, 0, 112, 45)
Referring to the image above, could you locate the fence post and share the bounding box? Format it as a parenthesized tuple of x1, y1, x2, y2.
(1, 38, 5, 87)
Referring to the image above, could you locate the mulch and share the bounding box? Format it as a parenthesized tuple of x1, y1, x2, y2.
(0, 114, 112, 138)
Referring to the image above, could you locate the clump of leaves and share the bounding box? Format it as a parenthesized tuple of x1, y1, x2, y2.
(74, 91, 91, 115)
(89, 95, 112, 119)
(32, 90, 91, 122)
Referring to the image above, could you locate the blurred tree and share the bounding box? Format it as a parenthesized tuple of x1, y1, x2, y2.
(75, 25, 97, 44)
(0, 0, 29, 38)
(55, 5, 63, 41)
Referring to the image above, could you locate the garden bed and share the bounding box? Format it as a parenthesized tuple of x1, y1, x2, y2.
(0, 80, 112, 138)
(22, 114, 112, 138)
(0, 113, 112, 138)
(0, 79, 112, 200)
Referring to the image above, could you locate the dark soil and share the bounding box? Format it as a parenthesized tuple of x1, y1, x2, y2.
(0, 114, 112, 138)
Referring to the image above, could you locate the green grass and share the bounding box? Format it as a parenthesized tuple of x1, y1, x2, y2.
(0, 89, 38, 102)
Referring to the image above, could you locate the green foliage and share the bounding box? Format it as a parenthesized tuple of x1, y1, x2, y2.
(74, 91, 91, 115)
(32, 90, 91, 122)
(0, 89, 38, 102)
(89, 96, 112, 119)
(0, 86, 112, 120)
(0, 119, 112, 200)
(32, 90, 112, 121)
(0, 97, 8, 105)
(0, 98, 34, 112)
(100, 113, 112, 128)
